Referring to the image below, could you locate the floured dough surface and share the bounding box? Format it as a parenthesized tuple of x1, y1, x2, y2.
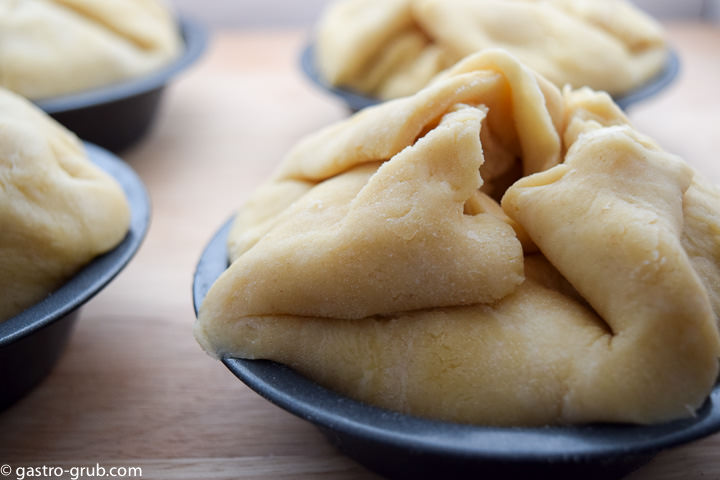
(315, 0, 667, 99)
(196, 50, 720, 426)
(0, 87, 130, 321)
(0, 0, 181, 99)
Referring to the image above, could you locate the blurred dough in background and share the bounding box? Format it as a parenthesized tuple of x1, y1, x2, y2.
(0, 87, 130, 321)
(315, 0, 668, 99)
(0, 0, 181, 100)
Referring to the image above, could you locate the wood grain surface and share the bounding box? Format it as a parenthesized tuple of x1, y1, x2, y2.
(1, 23, 719, 480)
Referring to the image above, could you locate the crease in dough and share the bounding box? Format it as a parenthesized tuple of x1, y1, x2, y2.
(502, 93, 720, 424)
(230, 49, 563, 261)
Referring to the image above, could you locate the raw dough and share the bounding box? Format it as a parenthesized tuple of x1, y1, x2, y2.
(0, 87, 130, 321)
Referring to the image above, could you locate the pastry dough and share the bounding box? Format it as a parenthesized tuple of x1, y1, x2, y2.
(315, 0, 667, 100)
(0, 0, 181, 99)
(0, 87, 130, 321)
(196, 50, 720, 426)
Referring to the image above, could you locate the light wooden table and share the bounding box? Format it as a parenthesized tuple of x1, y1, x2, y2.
(1, 23, 719, 480)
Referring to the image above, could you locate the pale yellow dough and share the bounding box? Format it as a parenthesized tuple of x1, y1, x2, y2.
(315, 0, 667, 99)
(0, 0, 181, 99)
(196, 50, 720, 426)
(0, 87, 130, 321)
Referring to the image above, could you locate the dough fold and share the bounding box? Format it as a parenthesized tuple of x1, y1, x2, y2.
(502, 105, 720, 423)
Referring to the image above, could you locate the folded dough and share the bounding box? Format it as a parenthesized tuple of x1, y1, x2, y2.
(0, 0, 181, 99)
(0, 87, 130, 321)
(196, 50, 720, 426)
(315, 0, 667, 100)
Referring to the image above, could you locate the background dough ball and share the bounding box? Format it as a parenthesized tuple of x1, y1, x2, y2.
(0, 0, 182, 99)
(0, 88, 130, 321)
(315, 0, 667, 99)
